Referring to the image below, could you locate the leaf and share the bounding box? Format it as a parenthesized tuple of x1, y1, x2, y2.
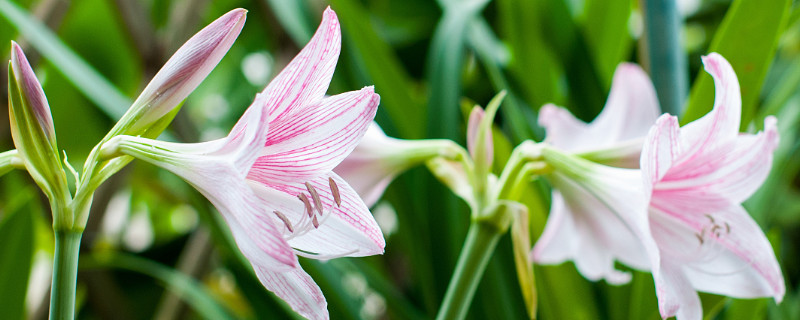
(0, 0, 131, 119)
(328, 0, 425, 139)
(539, 0, 606, 121)
(467, 18, 538, 143)
(0, 193, 36, 320)
(496, 0, 562, 109)
(425, 0, 491, 140)
(681, 0, 791, 128)
(510, 205, 537, 319)
(582, 0, 632, 89)
(263, 0, 313, 46)
(80, 252, 235, 320)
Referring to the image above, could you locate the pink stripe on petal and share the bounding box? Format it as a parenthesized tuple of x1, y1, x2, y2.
(249, 87, 380, 184)
(259, 7, 341, 121)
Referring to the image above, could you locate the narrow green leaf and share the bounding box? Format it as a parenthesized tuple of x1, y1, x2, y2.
(582, 0, 632, 89)
(329, 0, 425, 139)
(426, 0, 490, 140)
(496, 0, 562, 109)
(539, 0, 606, 121)
(263, 0, 312, 46)
(723, 298, 767, 320)
(510, 207, 536, 319)
(467, 18, 537, 142)
(80, 252, 235, 320)
(681, 0, 790, 128)
(0, 0, 130, 119)
(0, 197, 35, 320)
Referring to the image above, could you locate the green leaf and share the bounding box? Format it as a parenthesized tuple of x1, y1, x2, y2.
(80, 252, 235, 320)
(0, 195, 36, 320)
(264, 0, 313, 46)
(582, 0, 632, 89)
(467, 18, 537, 142)
(0, 0, 131, 119)
(510, 206, 536, 319)
(496, 0, 563, 109)
(425, 0, 491, 140)
(540, 0, 606, 121)
(329, 0, 425, 139)
(681, 0, 790, 128)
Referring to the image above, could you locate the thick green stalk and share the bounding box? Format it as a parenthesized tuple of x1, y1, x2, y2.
(642, 0, 687, 115)
(49, 230, 83, 320)
(435, 219, 503, 320)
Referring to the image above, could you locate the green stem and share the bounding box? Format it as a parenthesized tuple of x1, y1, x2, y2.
(435, 220, 503, 320)
(49, 230, 83, 320)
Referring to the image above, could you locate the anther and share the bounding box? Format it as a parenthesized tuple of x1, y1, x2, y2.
(312, 215, 320, 229)
(695, 232, 704, 245)
(305, 182, 324, 216)
(273, 210, 294, 232)
(298, 194, 314, 218)
(724, 222, 730, 234)
(705, 214, 715, 223)
(329, 177, 341, 207)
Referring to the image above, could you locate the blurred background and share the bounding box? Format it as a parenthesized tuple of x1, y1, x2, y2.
(0, 0, 798, 319)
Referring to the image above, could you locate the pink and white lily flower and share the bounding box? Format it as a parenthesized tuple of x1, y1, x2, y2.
(539, 63, 661, 168)
(104, 8, 383, 320)
(642, 53, 784, 320)
(532, 63, 661, 283)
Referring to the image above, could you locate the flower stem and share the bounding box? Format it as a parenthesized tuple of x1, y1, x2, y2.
(435, 219, 503, 320)
(49, 230, 83, 320)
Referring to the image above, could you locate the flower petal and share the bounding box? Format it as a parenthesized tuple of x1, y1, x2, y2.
(533, 174, 649, 284)
(641, 114, 681, 195)
(538, 103, 592, 150)
(649, 203, 784, 302)
(532, 191, 634, 284)
(539, 63, 659, 153)
(675, 53, 742, 164)
(260, 7, 341, 121)
(250, 172, 385, 259)
(656, 116, 779, 203)
(249, 87, 380, 184)
(590, 63, 661, 143)
(536, 149, 661, 283)
(254, 265, 328, 320)
(653, 261, 703, 320)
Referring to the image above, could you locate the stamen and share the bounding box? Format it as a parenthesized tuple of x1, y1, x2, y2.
(724, 222, 730, 234)
(273, 210, 294, 232)
(329, 177, 341, 207)
(695, 232, 704, 245)
(705, 214, 715, 223)
(711, 225, 721, 237)
(298, 194, 314, 218)
(305, 182, 324, 216)
(312, 215, 320, 228)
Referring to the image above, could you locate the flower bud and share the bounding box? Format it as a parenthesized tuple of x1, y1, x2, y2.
(8, 42, 70, 204)
(112, 8, 246, 137)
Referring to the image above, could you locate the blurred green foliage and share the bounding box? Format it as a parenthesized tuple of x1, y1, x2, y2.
(0, 0, 798, 319)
